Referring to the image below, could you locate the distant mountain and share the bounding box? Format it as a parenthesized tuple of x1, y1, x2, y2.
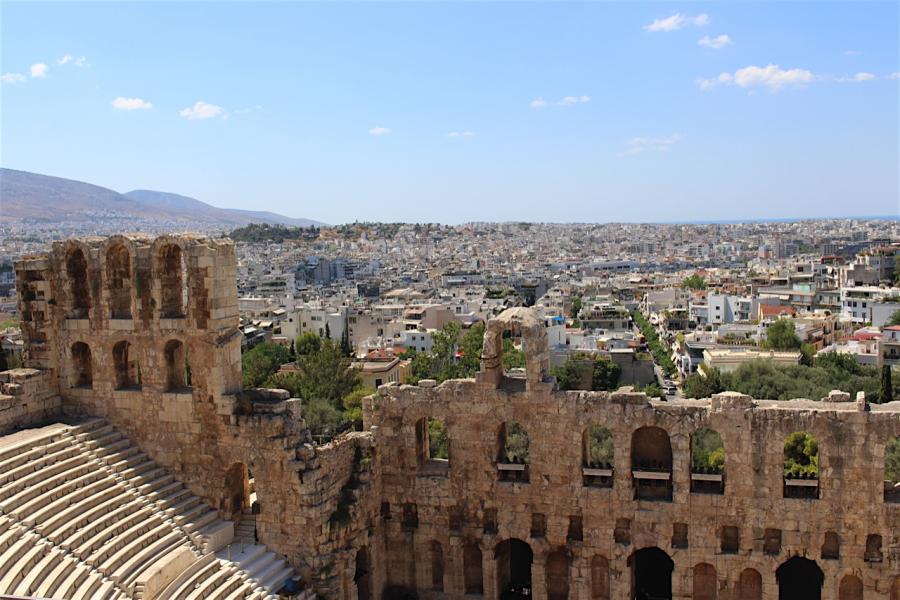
(0, 169, 325, 228)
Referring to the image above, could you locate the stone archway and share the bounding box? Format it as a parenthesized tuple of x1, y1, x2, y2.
(496, 538, 533, 600)
(630, 547, 673, 600)
(354, 546, 371, 600)
(223, 462, 250, 521)
(776, 556, 824, 600)
(546, 548, 570, 600)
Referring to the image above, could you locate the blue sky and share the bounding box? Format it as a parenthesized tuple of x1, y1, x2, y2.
(2, 1, 898, 224)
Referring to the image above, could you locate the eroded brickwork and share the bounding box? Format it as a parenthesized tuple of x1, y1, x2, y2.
(362, 309, 900, 600)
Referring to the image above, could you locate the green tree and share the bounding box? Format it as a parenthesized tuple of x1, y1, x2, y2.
(342, 387, 375, 430)
(427, 417, 449, 459)
(325, 322, 331, 339)
(683, 368, 725, 399)
(886, 436, 900, 484)
(763, 318, 801, 350)
(552, 354, 621, 391)
(691, 428, 725, 472)
(295, 332, 321, 356)
(340, 326, 352, 356)
(289, 338, 360, 408)
(681, 274, 707, 290)
(570, 296, 583, 320)
(887, 310, 900, 327)
(242, 342, 292, 388)
(784, 431, 819, 477)
(881, 365, 893, 404)
(502, 338, 526, 371)
(585, 426, 614, 466)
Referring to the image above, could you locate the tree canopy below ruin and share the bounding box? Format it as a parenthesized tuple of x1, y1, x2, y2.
(683, 353, 899, 402)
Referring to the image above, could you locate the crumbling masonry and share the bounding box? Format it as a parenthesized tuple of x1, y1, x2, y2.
(1, 235, 899, 600)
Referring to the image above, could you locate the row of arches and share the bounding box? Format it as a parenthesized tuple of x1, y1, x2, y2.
(357, 540, 899, 600)
(417, 419, 900, 502)
(69, 339, 190, 391)
(64, 242, 187, 320)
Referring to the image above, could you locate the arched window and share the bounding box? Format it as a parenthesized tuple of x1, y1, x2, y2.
(583, 425, 614, 488)
(106, 244, 132, 319)
(631, 426, 673, 501)
(463, 542, 483, 594)
(546, 548, 570, 600)
(66, 248, 90, 318)
(737, 569, 762, 600)
(864, 534, 882, 562)
(164, 339, 190, 391)
(693, 563, 717, 600)
(355, 547, 371, 600)
(691, 428, 725, 494)
(631, 548, 673, 600)
(776, 556, 823, 600)
(417, 417, 449, 471)
(70, 342, 92, 388)
(784, 431, 819, 499)
(822, 531, 840, 560)
(885, 436, 900, 503)
(498, 422, 529, 482)
(429, 541, 444, 591)
(495, 539, 532, 599)
(112, 341, 139, 390)
(838, 575, 863, 600)
(590, 556, 609, 600)
(159, 244, 186, 318)
(223, 462, 250, 520)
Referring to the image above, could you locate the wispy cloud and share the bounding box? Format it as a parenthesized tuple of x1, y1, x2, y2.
(1, 73, 26, 84)
(697, 64, 814, 92)
(233, 105, 263, 115)
(112, 97, 153, 111)
(179, 101, 225, 120)
(30, 63, 48, 78)
(57, 54, 88, 67)
(843, 50, 863, 56)
(849, 72, 875, 82)
(531, 95, 590, 108)
(624, 133, 683, 155)
(888, 72, 900, 80)
(447, 131, 475, 138)
(644, 13, 709, 32)
(559, 95, 590, 106)
(368, 126, 391, 136)
(698, 34, 731, 49)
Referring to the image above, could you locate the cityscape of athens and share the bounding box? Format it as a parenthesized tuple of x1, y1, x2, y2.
(0, 2, 898, 600)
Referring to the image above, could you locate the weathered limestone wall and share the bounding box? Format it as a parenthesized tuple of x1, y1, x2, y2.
(10, 234, 377, 598)
(0, 368, 61, 433)
(365, 381, 900, 600)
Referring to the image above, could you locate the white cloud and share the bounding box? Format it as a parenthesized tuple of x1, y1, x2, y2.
(698, 34, 732, 49)
(644, 13, 709, 32)
(624, 133, 683, 155)
(30, 63, 48, 78)
(697, 64, 814, 92)
(888, 72, 900, 80)
(368, 126, 391, 136)
(834, 71, 877, 83)
(57, 54, 88, 67)
(530, 97, 547, 109)
(853, 72, 875, 82)
(112, 97, 153, 110)
(1, 73, 26, 84)
(559, 95, 590, 106)
(179, 101, 225, 120)
(447, 131, 475, 138)
(844, 50, 863, 56)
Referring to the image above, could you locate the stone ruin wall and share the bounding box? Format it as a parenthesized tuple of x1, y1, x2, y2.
(361, 309, 900, 600)
(9, 234, 379, 597)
